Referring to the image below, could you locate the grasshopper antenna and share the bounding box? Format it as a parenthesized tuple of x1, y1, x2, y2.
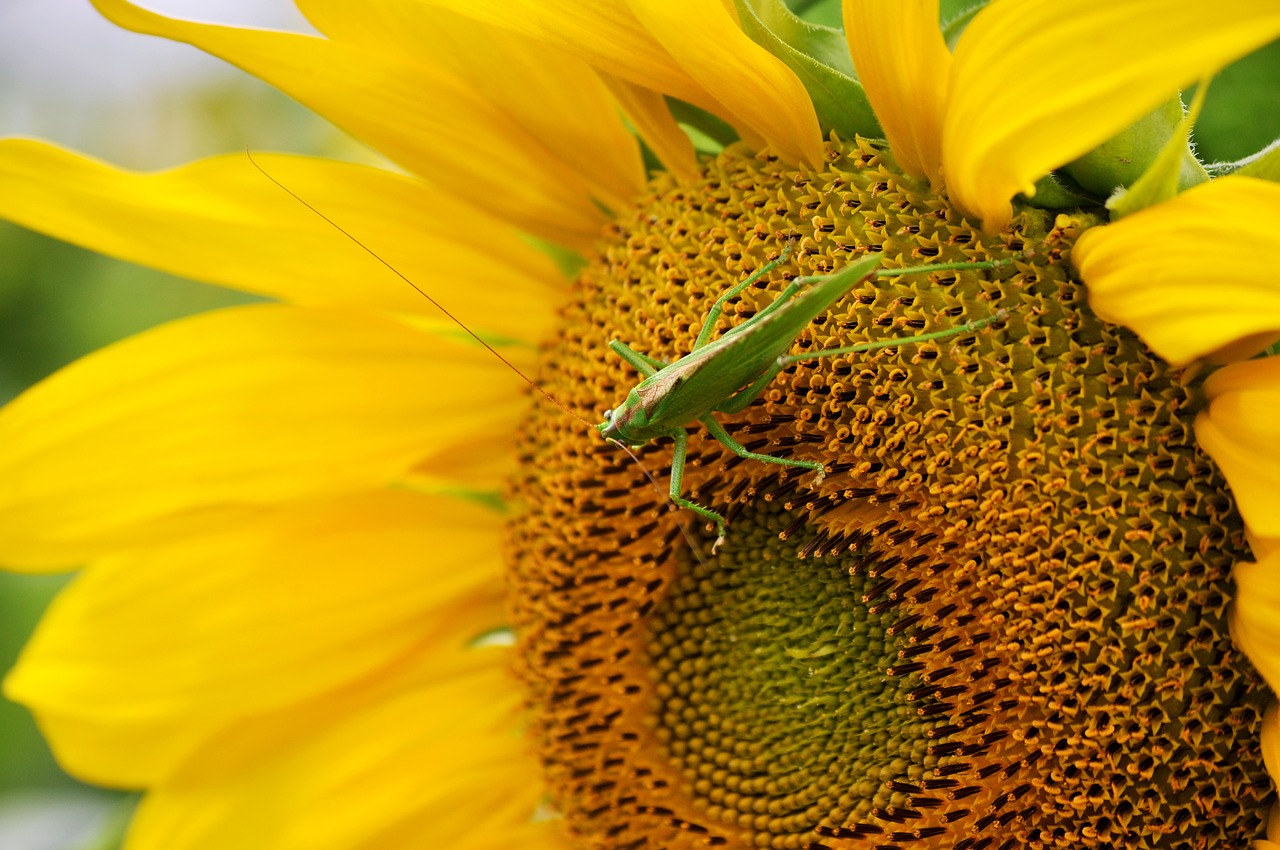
(247, 151, 716, 567)
(245, 150, 590, 429)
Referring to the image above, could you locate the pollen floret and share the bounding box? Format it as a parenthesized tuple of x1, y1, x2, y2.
(507, 139, 1271, 850)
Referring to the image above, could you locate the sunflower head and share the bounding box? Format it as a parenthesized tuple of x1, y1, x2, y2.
(0, 2, 1278, 850)
(507, 134, 1272, 849)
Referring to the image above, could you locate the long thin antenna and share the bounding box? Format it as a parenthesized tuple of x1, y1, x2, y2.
(248, 151, 714, 566)
(246, 151, 593, 431)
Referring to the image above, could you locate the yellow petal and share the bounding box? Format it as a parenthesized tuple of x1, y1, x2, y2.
(1268, 804, 1280, 850)
(943, 0, 1280, 229)
(601, 74, 700, 180)
(1194, 356, 1280, 540)
(89, 0, 607, 247)
(1251, 532, 1280, 561)
(4, 491, 503, 787)
(0, 141, 564, 341)
(414, 0, 816, 158)
(1233, 552, 1280, 697)
(122, 650, 551, 850)
(1264, 704, 1280, 803)
(1075, 176, 1280, 366)
(403, 431, 519, 498)
(0, 305, 523, 569)
(297, 0, 645, 213)
(626, 0, 823, 165)
(843, 0, 949, 186)
(415, 0, 719, 115)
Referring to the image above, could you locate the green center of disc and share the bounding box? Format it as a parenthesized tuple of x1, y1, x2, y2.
(648, 503, 937, 834)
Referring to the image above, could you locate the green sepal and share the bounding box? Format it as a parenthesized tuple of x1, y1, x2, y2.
(1019, 171, 1096, 211)
(1107, 85, 1211, 219)
(666, 98, 741, 151)
(618, 113, 671, 175)
(392, 478, 509, 514)
(1062, 95, 1206, 199)
(1208, 139, 1280, 183)
(78, 795, 138, 850)
(941, 1, 990, 50)
(523, 234, 586, 279)
(788, 0, 841, 27)
(636, 137, 666, 175)
(732, 0, 882, 141)
(445, 487, 509, 514)
(432, 328, 532, 351)
(679, 121, 730, 157)
(468, 625, 517, 648)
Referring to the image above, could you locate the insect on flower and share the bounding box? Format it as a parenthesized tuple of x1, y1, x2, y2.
(596, 245, 1011, 547)
(250, 154, 1008, 548)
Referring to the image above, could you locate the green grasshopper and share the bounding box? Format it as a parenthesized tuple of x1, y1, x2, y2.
(597, 247, 1010, 548)
(247, 156, 1008, 549)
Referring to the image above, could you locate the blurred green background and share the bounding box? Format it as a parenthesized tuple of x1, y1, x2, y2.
(0, 1, 1277, 848)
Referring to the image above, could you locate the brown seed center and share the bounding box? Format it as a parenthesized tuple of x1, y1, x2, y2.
(505, 139, 1272, 850)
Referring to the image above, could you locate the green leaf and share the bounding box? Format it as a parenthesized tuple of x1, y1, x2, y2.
(734, 0, 882, 141)
(1188, 37, 1280, 163)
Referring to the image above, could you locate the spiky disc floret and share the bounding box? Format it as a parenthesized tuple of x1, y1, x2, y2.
(507, 139, 1271, 850)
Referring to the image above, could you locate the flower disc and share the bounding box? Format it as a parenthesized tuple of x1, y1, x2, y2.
(507, 139, 1271, 849)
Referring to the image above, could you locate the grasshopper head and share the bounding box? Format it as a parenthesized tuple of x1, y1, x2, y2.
(597, 408, 625, 444)
(597, 400, 645, 447)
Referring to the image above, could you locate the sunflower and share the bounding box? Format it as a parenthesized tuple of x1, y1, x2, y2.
(2, 0, 1280, 848)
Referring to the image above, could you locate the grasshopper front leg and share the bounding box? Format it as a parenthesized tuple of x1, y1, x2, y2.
(607, 343, 729, 547)
(699, 416, 825, 482)
(607, 340, 663, 376)
(668, 428, 728, 551)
